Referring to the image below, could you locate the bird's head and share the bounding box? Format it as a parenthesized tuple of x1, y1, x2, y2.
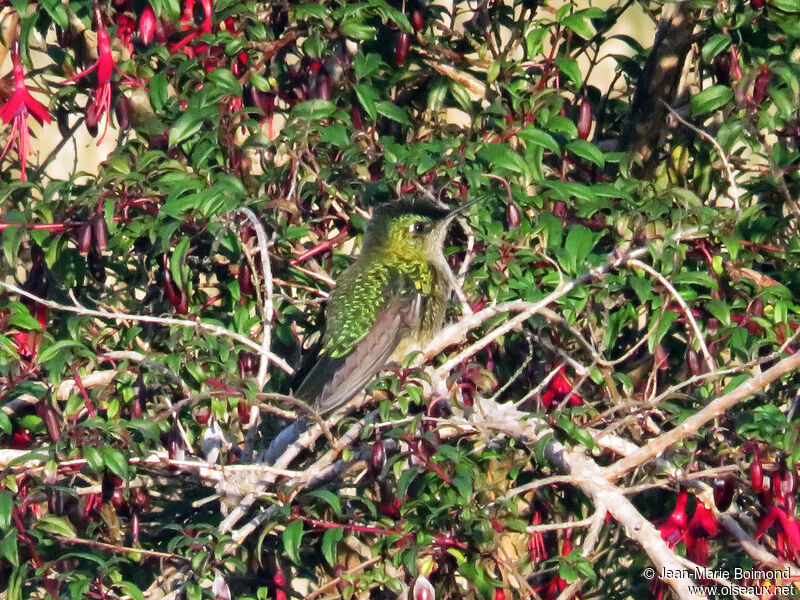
(364, 198, 478, 261)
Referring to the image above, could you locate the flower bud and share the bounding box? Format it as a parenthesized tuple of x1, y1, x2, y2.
(506, 202, 520, 228)
(751, 458, 764, 493)
(115, 95, 131, 130)
(369, 439, 386, 479)
(752, 64, 771, 105)
(92, 217, 108, 252)
(238, 259, 254, 297)
(413, 575, 435, 600)
(411, 10, 424, 32)
(395, 33, 410, 67)
(78, 221, 93, 254)
(577, 97, 593, 140)
(139, 5, 156, 45)
(713, 476, 735, 512)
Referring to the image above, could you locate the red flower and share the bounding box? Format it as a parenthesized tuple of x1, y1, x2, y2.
(542, 365, 582, 409)
(683, 500, 718, 567)
(755, 506, 800, 561)
(657, 488, 689, 547)
(62, 3, 116, 143)
(0, 41, 51, 181)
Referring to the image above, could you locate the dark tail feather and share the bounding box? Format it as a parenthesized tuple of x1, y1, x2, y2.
(258, 417, 310, 465)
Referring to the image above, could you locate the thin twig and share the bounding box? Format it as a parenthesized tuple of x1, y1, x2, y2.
(627, 258, 716, 373)
(0, 281, 293, 374)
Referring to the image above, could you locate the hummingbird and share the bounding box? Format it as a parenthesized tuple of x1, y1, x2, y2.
(261, 197, 476, 462)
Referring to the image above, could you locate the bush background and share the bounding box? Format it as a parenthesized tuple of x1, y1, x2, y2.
(2, 0, 800, 599)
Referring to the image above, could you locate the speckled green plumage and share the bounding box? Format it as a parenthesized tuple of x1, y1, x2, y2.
(293, 205, 457, 414)
(323, 253, 440, 358)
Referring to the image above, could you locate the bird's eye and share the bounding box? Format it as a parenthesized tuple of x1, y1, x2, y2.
(408, 221, 425, 234)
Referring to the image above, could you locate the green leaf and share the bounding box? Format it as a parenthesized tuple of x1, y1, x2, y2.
(149, 73, 168, 113)
(292, 99, 336, 121)
(0, 411, 11, 435)
(83, 445, 104, 473)
(8, 302, 41, 331)
(705, 299, 731, 326)
(701, 34, 731, 63)
(321, 527, 344, 566)
(554, 57, 583, 88)
(118, 582, 145, 600)
(36, 514, 76, 537)
(690, 85, 733, 116)
(39, 0, 68, 28)
(319, 124, 350, 147)
(565, 225, 595, 271)
(341, 21, 377, 41)
(375, 101, 411, 126)
(0, 490, 13, 529)
(207, 69, 243, 97)
(561, 11, 596, 39)
(354, 83, 378, 120)
(170, 237, 191, 291)
(308, 490, 342, 516)
(518, 126, 560, 154)
(37, 340, 84, 365)
(169, 110, 206, 146)
(282, 520, 304, 564)
(566, 140, 604, 167)
(0, 530, 18, 566)
(101, 446, 130, 481)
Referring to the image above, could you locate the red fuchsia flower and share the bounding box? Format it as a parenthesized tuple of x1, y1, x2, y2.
(683, 500, 719, 567)
(63, 2, 116, 143)
(541, 365, 582, 409)
(656, 488, 689, 547)
(528, 499, 549, 562)
(0, 41, 52, 181)
(755, 505, 800, 562)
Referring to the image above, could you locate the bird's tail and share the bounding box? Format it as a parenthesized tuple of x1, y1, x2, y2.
(258, 416, 311, 465)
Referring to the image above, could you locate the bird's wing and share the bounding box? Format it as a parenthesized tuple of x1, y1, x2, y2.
(293, 267, 423, 415)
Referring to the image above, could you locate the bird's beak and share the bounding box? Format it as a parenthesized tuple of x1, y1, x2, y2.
(444, 198, 480, 221)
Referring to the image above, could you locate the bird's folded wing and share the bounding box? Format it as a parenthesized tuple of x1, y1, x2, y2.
(295, 293, 422, 415)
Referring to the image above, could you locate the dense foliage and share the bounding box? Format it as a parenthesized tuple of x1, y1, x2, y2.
(2, 0, 800, 598)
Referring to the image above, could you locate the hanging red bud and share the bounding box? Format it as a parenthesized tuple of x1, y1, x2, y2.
(413, 574, 435, 600)
(273, 568, 288, 600)
(411, 10, 424, 32)
(713, 476, 735, 512)
(369, 439, 386, 479)
(751, 458, 764, 492)
(506, 202, 520, 228)
(115, 95, 131, 130)
(238, 260, 254, 297)
(78, 221, 93, 254)
(752, 64, 771, 105)
(395, 33, 410, 67)
(163, 267, 182, 311)
(577, 97, 593, 140)
(751, 0, 765, 8)
(139, 5, 156, 45)
(92, 217, 108, 252)
(687, 349, 701, 376)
